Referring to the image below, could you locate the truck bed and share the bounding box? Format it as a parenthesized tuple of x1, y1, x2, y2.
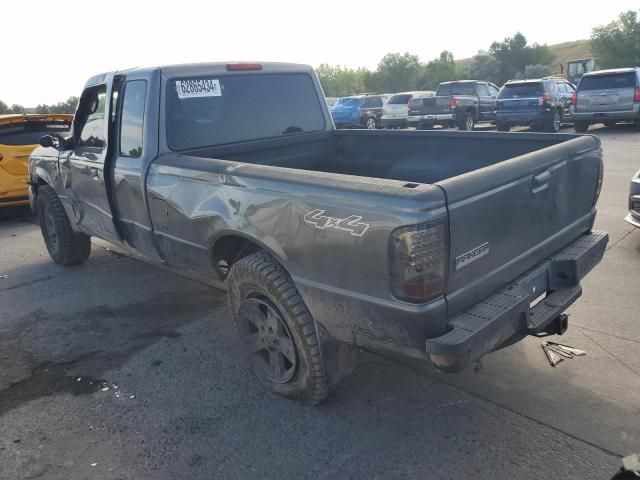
(168, 128, 601, 322)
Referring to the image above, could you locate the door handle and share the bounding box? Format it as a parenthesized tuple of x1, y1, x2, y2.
(532, 170, 551, 193)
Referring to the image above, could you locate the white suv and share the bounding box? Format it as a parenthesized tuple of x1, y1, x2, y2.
(381, 91, 435, 129)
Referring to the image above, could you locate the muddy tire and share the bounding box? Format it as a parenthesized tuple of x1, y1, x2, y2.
(37, 185, 91, 266)
(227, 251, 330, 404)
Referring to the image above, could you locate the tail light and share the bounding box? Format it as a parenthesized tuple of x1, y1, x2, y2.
(634, 87, 640, 103)
(390, 221, 448, 303)
(571, 92, 577, 105)
(226, 63, 263, 71)
(450, 97, 459, 108)
(538, 93, 551, 106)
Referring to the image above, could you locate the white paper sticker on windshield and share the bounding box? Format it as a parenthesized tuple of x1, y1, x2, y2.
(175, 79, 221, 99)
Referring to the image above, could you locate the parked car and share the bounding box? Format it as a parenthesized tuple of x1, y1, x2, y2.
(381, 91, 435, 129)
(625, 168, 640, 228)
(570, 68, 640, 132)
(30, 62, 607, 404)
(0, 114, 72, 208)
(496, 78, 575, 132)
(330, 94, 388, 129)
(407, 80, 499, 131)
(325, 97, 338, 108)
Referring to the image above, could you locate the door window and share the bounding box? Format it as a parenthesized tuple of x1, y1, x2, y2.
(119, 80, 147, 158)
(477, 83, 490, 97)
(77, 87, 107, 149)
(488, 84, 499, 96)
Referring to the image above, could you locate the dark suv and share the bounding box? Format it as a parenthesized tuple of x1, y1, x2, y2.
(330, 94, 389, 129)
(495, 78, 575, 132)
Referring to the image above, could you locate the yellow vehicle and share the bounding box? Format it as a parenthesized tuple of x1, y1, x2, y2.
(0, 114, 73, 207)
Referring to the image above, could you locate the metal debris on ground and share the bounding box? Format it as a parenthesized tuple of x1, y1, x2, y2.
(541, 341, 586, 367)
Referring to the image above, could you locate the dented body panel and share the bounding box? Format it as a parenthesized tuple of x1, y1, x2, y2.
(28, 62, 607, 368)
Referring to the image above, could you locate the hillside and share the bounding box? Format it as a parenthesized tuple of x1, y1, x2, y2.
(456, 39, 593, 73)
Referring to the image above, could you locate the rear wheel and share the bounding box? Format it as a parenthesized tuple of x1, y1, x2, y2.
(605, 121, 617, 128)
(574, 120, 589, 133)
(496, 123, 510, 132)
(37, 185, 91, 266)
(546, 110, 561, 132)
(227, 251, 331, 404)
(365, 117, 377, 130)
(457, 111, 475, 131)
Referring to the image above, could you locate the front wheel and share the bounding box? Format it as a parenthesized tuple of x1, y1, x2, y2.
(574, 120, 589, 133)
(37, 185, 91, 266)
(365, 117, 377, 130)
(457, 112, 475, 131)
(227, 251, 333, 404)
(496, 123, 510, 132)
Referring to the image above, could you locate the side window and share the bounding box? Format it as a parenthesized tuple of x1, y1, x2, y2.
(77, 86, 107, 149)
(363, 97, 372, 108)
(119, 80, 147, 158)
(565, 82, 575, 93)
(477, 83, 489, 97)
(372, 96, 383, 108)
(488, 84, 499, 96)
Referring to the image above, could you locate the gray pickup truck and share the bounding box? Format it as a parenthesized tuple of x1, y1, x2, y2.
(407, 80, 500, 130)
(29, 62, 608, 404)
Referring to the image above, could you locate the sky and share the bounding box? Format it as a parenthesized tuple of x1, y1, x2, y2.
(3, 0, 638, 106)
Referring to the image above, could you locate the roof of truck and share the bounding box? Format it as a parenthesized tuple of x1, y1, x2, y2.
(84, 62, 315, 88)
(582, 67, 639, 76)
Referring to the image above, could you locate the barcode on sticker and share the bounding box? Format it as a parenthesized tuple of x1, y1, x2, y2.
(175, 79, 221, 99)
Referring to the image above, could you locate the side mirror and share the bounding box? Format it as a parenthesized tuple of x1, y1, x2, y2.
(39, 135, 54, 148)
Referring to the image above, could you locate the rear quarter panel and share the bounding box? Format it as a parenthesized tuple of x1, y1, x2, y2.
(146, 154, 448, 348)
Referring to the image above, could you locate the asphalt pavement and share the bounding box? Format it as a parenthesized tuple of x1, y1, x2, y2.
(0, 125, 638, 479)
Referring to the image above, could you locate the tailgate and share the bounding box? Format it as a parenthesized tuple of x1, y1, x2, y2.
(416, 96, 451, 115)
(439, 135, 602, 317)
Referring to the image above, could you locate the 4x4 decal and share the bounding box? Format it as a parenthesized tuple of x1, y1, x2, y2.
(304, 209, 370, 237)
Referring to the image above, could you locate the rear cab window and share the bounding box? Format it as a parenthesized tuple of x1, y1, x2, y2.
(580, 72, 637, 90)
(119, 80, 147, 157)
(436, 83, 476, 96)
(387, 94, 411, 104)
(166, 73, 326, 151)
(498, 82, 543, 98)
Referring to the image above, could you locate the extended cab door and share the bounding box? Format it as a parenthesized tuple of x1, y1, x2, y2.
(109, 71, 161, 259)
(477, 83, 495, 120)
(62, 75, 120, 242)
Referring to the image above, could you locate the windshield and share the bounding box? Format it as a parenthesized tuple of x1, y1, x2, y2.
(580, 73, 637, 91)
(166, 73, 326, 151)
(334, 97, 362, 108)
(0, 121, 71, 145)
(387, 94, 412, 104)
(499, 83, 543, 98)
(436, 83, 476, 96)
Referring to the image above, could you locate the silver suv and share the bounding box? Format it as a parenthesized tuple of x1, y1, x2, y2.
(570, 67, 640, 132)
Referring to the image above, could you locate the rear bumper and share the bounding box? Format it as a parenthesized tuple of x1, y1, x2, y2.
(381, 117, 407, 128)
(571, 104, 640, 122)
(407, 113, 455, 125)
(625, 192, 640, 228)
(495, 110, 550, 125)
(425, 231, 608, 372)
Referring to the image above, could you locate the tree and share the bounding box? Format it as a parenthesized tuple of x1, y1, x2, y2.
(515, 64, 553, 79)
(372, 52, 422, 92)
(468, 52, 501, 84)
(0, 100, 8, 114)
(420, 51, 461, 89)
(489, 32, 554, 84)
(8, 104, 25, 114)
(316, 64, 370, 97)
(591, 10, 640, 68)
